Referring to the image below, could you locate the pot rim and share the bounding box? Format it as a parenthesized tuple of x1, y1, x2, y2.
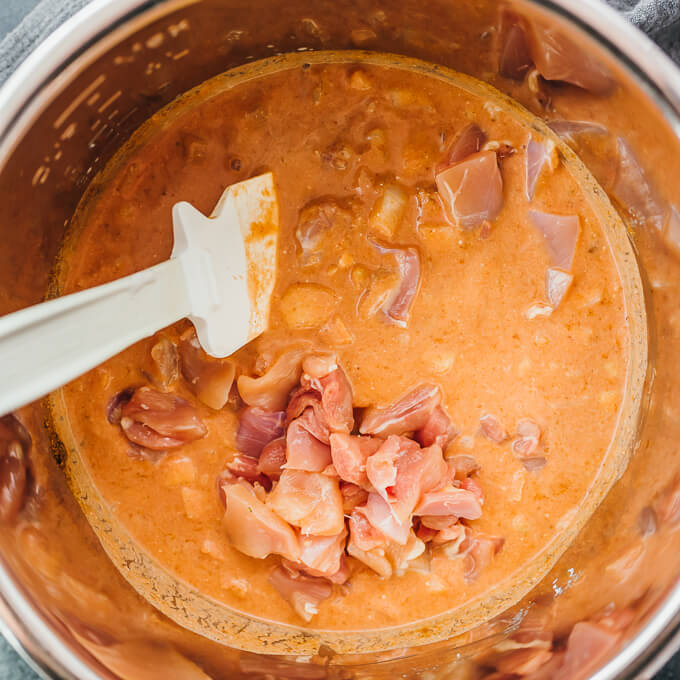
(0, 0, 679, 678)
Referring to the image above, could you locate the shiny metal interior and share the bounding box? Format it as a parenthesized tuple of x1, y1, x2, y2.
(0, 0, 679, 678)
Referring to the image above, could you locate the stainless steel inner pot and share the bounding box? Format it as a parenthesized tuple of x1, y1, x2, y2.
(1, 1, 679, 678)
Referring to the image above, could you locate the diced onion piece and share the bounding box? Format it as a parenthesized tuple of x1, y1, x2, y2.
(179, 328, 235, 410)
(319, 316, 354, 346)
(280, 283, 337, 329)
(237, 350, 304, 411)
(296, 199, 353, 257)
(546, 267, 573, 309)
(665, 205, 680, 253)
(369, 184, 408, 239)
(150, 335, 179, 387)
(349, 69, 372, 90)
(525, 303, 553, 320)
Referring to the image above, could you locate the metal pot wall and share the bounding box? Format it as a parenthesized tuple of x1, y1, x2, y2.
(0, 0, 679, 678)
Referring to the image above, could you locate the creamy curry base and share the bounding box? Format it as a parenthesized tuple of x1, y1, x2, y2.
(52, 60, 630, 631)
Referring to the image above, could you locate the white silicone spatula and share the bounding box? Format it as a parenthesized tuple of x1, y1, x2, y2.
(0, 172, 279, 417)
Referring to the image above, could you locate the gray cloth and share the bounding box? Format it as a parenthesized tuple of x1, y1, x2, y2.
(0, 0, 678, 679)
(609, 0, 680, 60)
(0, 0, 89, 86)
(0, 635, 40, 680)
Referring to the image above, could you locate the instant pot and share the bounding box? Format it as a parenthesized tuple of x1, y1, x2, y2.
(0, 1, 679, 678)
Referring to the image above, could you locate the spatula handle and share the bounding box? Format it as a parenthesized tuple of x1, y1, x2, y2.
(0, 257, 191, 416)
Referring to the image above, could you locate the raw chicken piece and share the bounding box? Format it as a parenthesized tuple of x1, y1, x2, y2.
(512, 418, 542, 458)
(268, 566, 332, 622)
(498, 12, 533, 81)
(297, 529, 348, 579)
(463, 533, 505, 582)
(365, 435, 419, 500)
(257, 438, 287, 479)
(340, 482, 369, 514)
(548, 120, 608, 142)
(120, 387, 206, 451)
(441, 123, 487, 167)
(415, 485, 482, 520)
(225, 454, 270, 489)
(432, 522, 466, 547)
(285, 414, 332, 472)
(223, 482, 300, 561)
(525, 137, 557, 200)
(526, 20, 615, 94)
(435, 151, 504, 229)
(296, 198, 353, 257)
(415, 405, 457, 449)
(329, 433, 382, 488)
(287, 364, 354, 436)
(266, 470, 344, 536)
(235, 406, 285, 458)
(613, 137, 667, 231)
(384, 247, 421, 327)
(360, 384, 441, 437)
(480, 413, 508, 443)
(449, 455, 481, 480)
(553, 621, 620, 680)
(347, 526, 425, 578)
(367, 437, 448, 525)
(349, 506, 387, 551)
(363, 492, 411, 545)
(461, 476, 484, 504)
(529, 210, 580, 270)
(317, 368, 354, 433)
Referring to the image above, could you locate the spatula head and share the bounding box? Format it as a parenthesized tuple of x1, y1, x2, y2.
(171, 173, 279, 357)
